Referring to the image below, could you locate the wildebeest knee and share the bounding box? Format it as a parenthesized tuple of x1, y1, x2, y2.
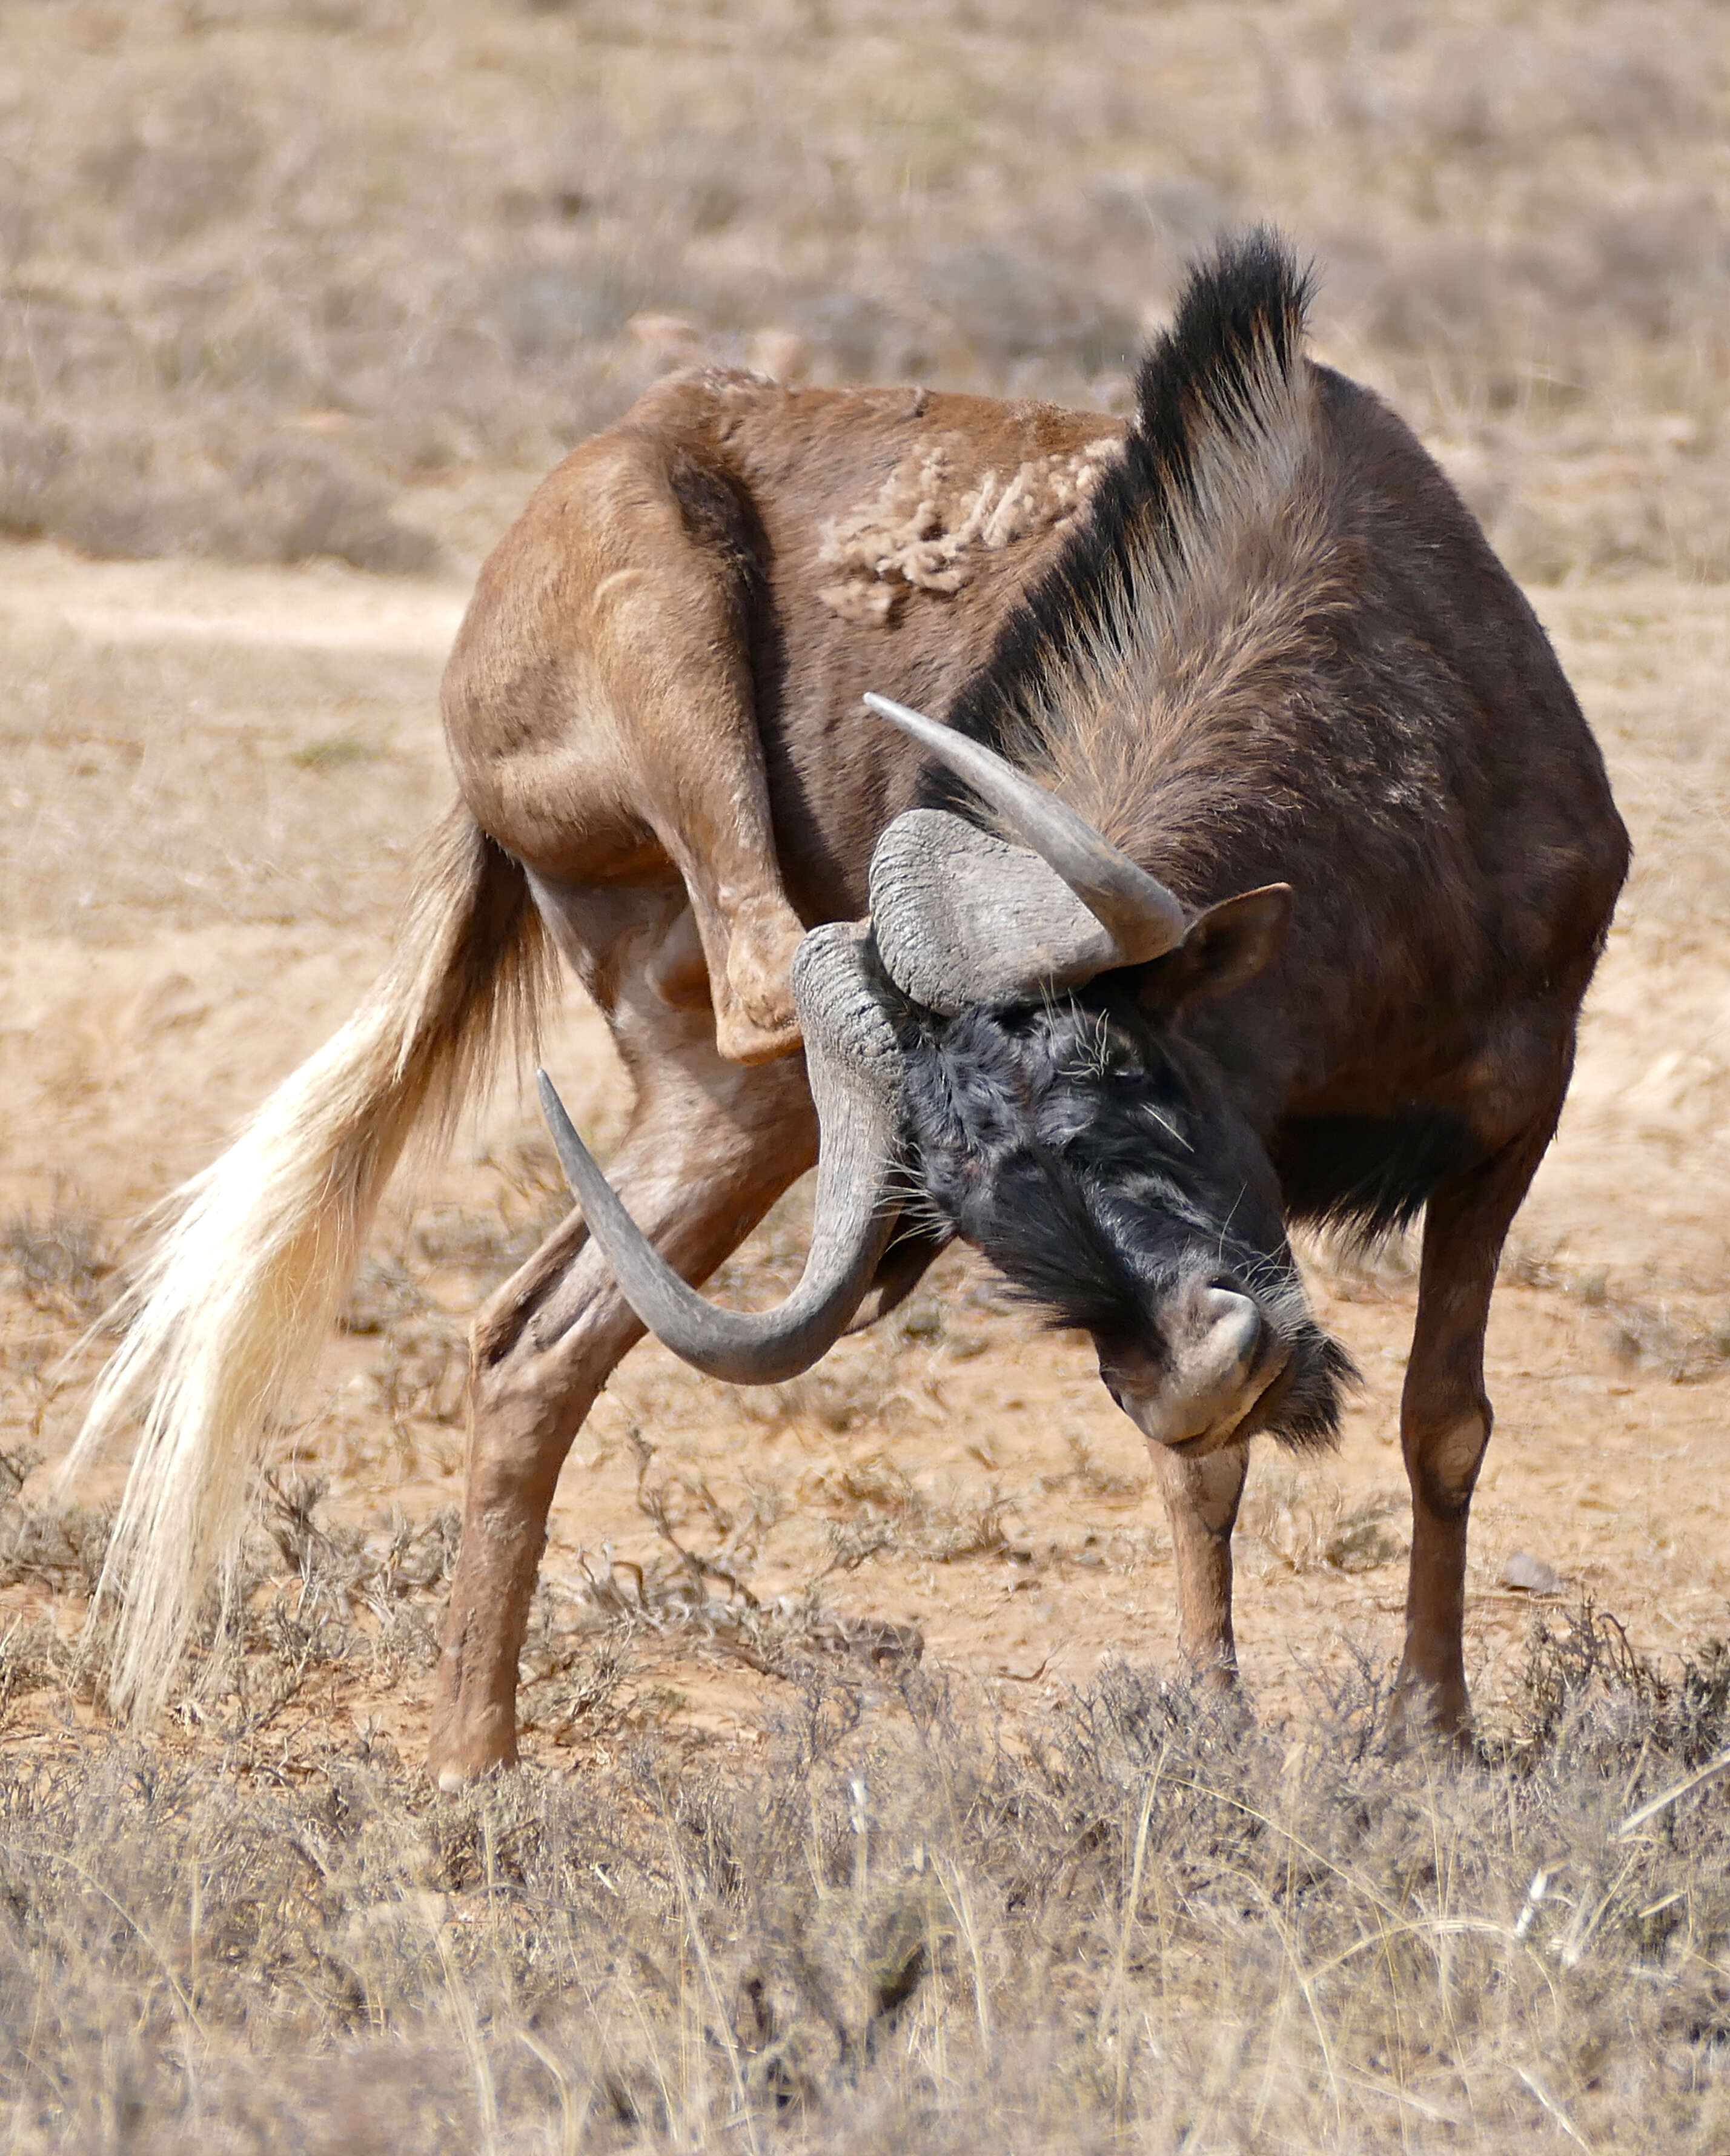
(1407, 1406, 1491, 1518)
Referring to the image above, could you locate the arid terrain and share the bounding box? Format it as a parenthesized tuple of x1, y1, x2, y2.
(1, 1, 1729, 2148)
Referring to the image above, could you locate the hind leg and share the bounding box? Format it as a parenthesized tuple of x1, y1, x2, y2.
(591, 541, 807, 1066)
(428, 879, 817, 1788)
(447, 428, 808, 1066)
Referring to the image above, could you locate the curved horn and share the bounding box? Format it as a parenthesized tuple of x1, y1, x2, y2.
(537, 922, 900, 1385)
(869, 808, 1124, 1014)
(863, 692, 1187, 961)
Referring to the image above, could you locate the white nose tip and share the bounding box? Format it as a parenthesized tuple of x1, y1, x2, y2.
(1104, 1285, 1284, 1452)
(1193, 1286, 1262, 1385)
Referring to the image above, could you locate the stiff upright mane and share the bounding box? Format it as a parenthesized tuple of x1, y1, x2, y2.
(936, 230, 1346, 897)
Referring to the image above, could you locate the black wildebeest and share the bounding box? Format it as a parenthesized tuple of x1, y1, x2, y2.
(74, 234, 1627, 1785)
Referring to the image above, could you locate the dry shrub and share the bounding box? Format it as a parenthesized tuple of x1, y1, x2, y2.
(814, 1454, 1012, 1572)
(0, 1616, 1726, 2149)
(0, 1448, 110, 1605)
(1, 1206, 118, 1327)
(511, 1421, 926, 1710)
(337, 1237, 507, 1447)
(0, 411, 440, 573)
(0, 1433, 923, 1751)
(1053, 1427, 1147, 1506)
(223, 433, 440, 574)
(522, 1545, 921, 1729)
(1503, 1245, 1730, 1381)
(0, 1460, 460, 1734)
(1240, 1461, 1408, 1578)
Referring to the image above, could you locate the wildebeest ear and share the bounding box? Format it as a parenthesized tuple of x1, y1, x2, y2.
(1135, 884, 1293, 1011)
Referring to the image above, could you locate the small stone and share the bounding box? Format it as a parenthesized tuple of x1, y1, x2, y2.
(1502, 1550, 1565, 1595)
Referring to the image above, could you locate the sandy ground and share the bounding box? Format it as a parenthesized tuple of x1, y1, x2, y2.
(2, 536, 1727, 1767)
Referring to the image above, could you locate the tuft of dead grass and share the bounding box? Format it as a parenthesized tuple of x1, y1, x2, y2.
(814, 1455, 1013, 1575)
(1240, 1463, 1409, 1579)
(2, 1205, 118, 1327)
(1503, 1244, 1730, 1383)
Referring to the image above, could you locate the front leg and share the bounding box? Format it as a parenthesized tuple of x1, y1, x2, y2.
(1148, 1440, 1249, 1686)
(1393, 1115, 1557, 1741)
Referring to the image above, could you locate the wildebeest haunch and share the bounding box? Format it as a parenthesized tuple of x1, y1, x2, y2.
(73, 233, 1628, 1786)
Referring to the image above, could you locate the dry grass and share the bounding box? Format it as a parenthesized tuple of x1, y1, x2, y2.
(0, 1593, 1727, 2151)
(2, 1206, 118, 1328)
(3, 1396, 1725, 2150)
(0, 0, 1726, 578)
(0, 613, 459, 941)
(1503, 1243, 1730, 1385)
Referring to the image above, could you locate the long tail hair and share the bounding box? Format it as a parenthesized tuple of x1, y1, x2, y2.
(67, 806, 552, 1720)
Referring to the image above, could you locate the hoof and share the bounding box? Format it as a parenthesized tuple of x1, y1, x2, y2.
(714, 1005, 803, 1065)
(1193, 1670, 1255, 1734)
(426, 1720, 518, 1793)
(429, 1749, 515, 1793)
(717, 904, 806, 1063)
(1385, 1676, 1473, 1756)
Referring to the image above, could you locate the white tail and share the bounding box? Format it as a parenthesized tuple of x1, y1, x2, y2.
(68, 808, 551, 1721)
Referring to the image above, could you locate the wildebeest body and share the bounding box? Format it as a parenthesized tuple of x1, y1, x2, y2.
(447, 237, 1626, 1763)
(76, 236, 1627, 1781)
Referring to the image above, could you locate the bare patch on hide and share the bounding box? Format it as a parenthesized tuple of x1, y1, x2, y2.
(815, 436, 1122, 624)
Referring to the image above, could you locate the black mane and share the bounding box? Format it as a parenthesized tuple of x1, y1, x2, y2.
(931, 228, 1314, 775)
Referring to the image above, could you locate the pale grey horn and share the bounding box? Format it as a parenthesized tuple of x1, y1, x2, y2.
(537, 922, 900, 1385)
(863, 692, 1187, 959)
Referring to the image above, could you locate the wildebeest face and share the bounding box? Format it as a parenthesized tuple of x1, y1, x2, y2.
(898, 943, 1354, 1457)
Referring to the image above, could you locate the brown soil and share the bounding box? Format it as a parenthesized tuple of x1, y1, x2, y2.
(2, 540, 1726, 1770)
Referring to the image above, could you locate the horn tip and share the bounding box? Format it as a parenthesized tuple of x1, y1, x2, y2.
(863, 690, 934, 733)
(536, 1066, 578, 1145)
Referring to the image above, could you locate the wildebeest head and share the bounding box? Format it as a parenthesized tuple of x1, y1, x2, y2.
(893, 940, 1350, 1455)
(537, 694, 1350, 1456)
